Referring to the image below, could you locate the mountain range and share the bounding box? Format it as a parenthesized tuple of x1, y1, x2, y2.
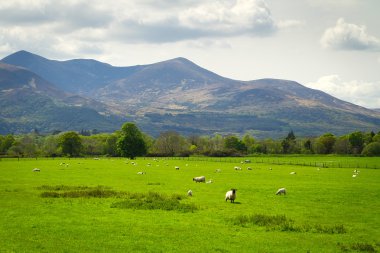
(1, 50, 379, 138)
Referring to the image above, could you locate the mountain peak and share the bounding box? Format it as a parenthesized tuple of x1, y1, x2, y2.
(2, 50, 44, 60)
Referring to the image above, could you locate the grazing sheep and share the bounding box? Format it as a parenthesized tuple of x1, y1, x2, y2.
(234, 166, 242, 171)
(215, 169, 221, 173)
(247, 167, 252, 170)
(187, 190, 193, 197)
(225, 189, 237, 203)
(175, 166, 180, 170)
(32, 168, 40, 172)
(137, 171, 146, 175)
(276, 188, 286, 195)
(290, 171, 296, 175)
(193, 176, 206, 183)
(352, 174, 357, 178)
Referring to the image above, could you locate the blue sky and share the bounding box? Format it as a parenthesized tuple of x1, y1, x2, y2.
(0, 0, 379, 108)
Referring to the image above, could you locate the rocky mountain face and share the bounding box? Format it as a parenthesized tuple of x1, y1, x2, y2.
(1, 50, 379, 137)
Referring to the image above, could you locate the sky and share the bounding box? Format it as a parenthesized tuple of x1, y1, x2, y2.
(0, 0, 379, 108)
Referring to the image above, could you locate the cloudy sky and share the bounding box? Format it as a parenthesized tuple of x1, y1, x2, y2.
(0, 0, 379, 108)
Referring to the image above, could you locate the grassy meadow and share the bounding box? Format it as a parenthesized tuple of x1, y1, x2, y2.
(0, 156, 379, 252)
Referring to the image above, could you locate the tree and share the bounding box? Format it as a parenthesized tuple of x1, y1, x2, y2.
(117, 123, 147, 159)
(302, 139, 313, 154)
(315, 133, 336, 154)
(103, 134, 118, 156)
(0, 134, 15, 154)
(348, 131, 365, 154)
(224, 135, 247, 154)
(281, 130, 298, 154)
(242, 133, 255, 153)
(58, 131, 82, 157)
(41, 135, 60, 157)
(153, 131, 187, 156)
(361, 142, 380, 156)
(333, 136, 350, 154)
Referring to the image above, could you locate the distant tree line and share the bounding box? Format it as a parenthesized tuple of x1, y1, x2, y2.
(1, 123, 380, 158)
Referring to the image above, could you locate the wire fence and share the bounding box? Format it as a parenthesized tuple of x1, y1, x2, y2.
(0, 156, 378, 169)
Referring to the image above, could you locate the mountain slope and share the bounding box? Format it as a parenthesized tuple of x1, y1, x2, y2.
(1, 51, 379, 137)
(0, 63, 123, 134)
(1, 50, 141, 94)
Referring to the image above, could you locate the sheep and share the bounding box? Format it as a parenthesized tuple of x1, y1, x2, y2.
(32, 168, 40, 172)
(290, 171, 296, 175)
(137, 171, 146, 175)
(276, 188, 286, 195)
(206, 179, 213, 184)
(193, 176, 206, 183)
(225, 189, 237, 203)
(215, 169, 221, 173)
(187, 189, 193, 197)
(247, 167, 252, 170)
(175, 166, 180, 170)
(234, 166, 242, 171)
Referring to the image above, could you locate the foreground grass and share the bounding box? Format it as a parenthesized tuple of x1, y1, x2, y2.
(0, 157, 379, 252)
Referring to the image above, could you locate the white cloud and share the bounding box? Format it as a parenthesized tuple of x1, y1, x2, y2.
(306, 75, 380, 108)
(0, 0, 284, 49)
(320, 18, 380, 51)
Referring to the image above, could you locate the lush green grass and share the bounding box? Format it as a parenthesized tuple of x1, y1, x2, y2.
(0, 157, 379, 252)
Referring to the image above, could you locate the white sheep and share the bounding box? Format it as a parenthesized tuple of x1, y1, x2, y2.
(225, 189, 237, 203)
(137, 171, 146, 175)
(193, 176, 206, 183)
(290, 171, 296, 175)
(32, 168, 40, 172)
(234, 166, 242, 170)
(175, 166, 180, 170)
(187, 189, 193, 197)
(276, 188, 286, 195)
(215, 169, 221, 173)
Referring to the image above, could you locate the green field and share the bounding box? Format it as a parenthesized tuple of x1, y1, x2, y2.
(1, 157, 379, 252)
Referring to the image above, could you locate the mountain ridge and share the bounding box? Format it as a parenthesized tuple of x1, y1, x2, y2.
(1, 50, 379, 137)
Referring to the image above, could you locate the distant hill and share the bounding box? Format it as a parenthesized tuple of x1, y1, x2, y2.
(0, 63, 124, 134)
(1, 50, 141, 95)
(1, 50, 380, 137)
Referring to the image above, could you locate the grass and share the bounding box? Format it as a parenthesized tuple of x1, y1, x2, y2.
(0, 156, 379, 252)
(232, 214, 347, 234)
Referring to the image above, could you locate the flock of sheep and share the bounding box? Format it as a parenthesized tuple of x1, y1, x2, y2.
(133, 160, 289, 204)
(31, 158, 361, 204)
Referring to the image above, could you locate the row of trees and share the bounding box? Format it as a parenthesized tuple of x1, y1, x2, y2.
(1, 123, 380, 158)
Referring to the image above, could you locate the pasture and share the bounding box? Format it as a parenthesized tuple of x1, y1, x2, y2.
(0, 157, 379, 252)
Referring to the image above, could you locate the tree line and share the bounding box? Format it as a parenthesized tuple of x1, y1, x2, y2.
(1, 123, 380, 158)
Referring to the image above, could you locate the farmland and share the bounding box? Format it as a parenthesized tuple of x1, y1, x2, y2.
(0, 156, 379, 252)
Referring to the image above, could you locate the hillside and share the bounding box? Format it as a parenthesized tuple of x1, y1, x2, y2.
(1, 51, 380, 137)
(0, 63, 124, 134)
